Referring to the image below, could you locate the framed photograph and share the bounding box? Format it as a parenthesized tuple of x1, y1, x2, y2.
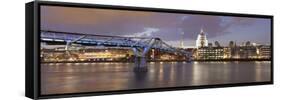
(26, 1, 273, 99)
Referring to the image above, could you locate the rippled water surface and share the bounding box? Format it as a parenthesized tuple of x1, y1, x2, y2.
(41, 61, 271, 95)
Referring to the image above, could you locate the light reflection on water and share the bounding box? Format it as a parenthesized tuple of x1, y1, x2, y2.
(41, 61, 271, 95)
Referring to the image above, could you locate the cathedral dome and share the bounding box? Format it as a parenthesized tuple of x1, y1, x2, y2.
(196, 28, 208, 48)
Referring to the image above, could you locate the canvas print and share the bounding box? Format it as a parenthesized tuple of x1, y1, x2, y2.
(40, 5, 272, 95)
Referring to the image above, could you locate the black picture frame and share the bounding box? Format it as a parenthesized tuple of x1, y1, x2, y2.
(26, 1, 274, 99)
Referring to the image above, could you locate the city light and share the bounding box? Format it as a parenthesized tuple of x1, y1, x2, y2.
(40, 29, 271, 63)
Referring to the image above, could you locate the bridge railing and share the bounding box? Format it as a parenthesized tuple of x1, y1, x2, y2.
(41, 30, 191, 57)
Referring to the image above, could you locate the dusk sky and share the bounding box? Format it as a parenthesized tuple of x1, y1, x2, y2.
(41, 6, 271, 48)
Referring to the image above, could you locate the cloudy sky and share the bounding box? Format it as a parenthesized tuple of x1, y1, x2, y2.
(41, 6, 271, 48)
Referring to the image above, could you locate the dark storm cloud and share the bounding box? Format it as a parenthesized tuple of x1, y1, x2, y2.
(41, 6, 270, 46)
(179, 15, 259, 40)
(41, 6, 154, 36)
(180, 15, 224, 39)
(41, 6, 182, 37)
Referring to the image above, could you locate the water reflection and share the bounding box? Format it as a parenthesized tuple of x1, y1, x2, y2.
(41, 61, 271, 95)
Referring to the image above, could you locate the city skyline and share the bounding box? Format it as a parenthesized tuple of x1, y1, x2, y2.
(39, 5, 272, 95)
(41, 6, 271, 48)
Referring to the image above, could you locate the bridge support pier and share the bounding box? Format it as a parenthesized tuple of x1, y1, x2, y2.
(134, 56, 148, 72)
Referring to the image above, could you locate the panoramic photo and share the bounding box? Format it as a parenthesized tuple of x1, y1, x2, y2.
(40, 6, 271, 95)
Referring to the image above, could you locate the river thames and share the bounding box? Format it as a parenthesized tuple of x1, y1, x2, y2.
(41, 61, 271, 95)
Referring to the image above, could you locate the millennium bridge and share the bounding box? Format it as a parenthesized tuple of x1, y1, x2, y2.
(40, 30, 192, 71)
